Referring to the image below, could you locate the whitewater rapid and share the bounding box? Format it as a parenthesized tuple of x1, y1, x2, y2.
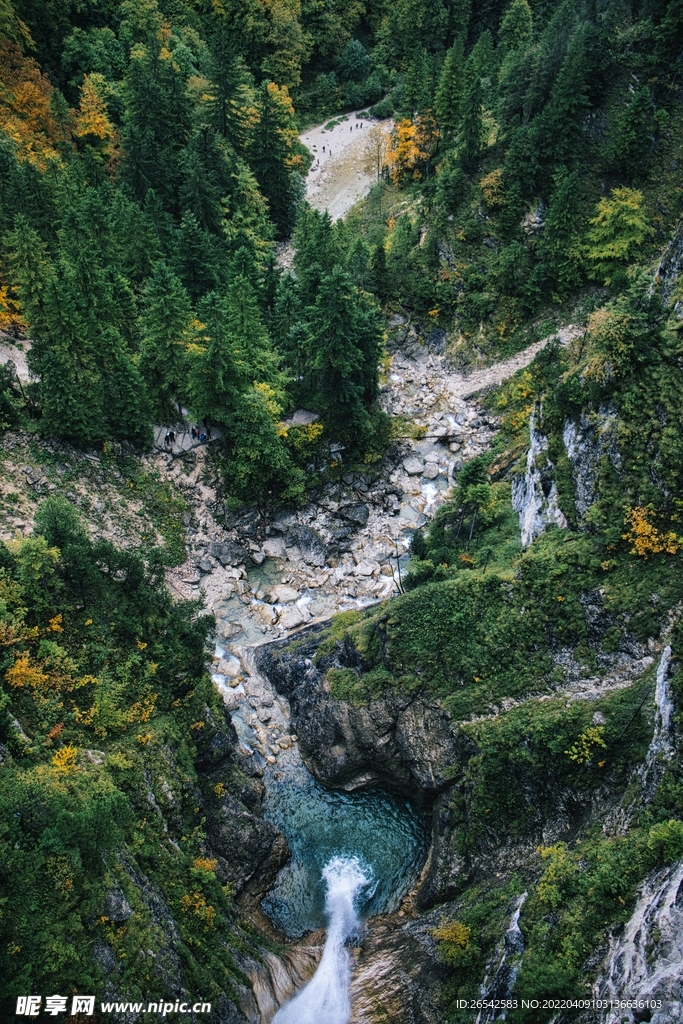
(273, 856, 372, 1024)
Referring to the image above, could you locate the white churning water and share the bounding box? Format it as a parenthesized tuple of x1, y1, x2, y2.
(273, 856, 372, 1024)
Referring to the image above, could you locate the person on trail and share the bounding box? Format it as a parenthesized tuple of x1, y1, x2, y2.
(164, 433, 170, 448)
(191, 426, 197, 440)
(322, 146, 325, 152)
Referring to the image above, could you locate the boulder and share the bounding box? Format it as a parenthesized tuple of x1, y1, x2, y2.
(339, 503, 370, 526)
(222, 621, 243, 640)
(355, 560, 379, 577)
(210, 540, 250, 566)
(286, 524, 327, 567)
(271, 512, 297, 534)
(262, 537, 287, 559)
(251, 550, 266, 565)
(104, 888, 132, 923)
(403, 456, 424, 476)
(278, 606, 305, 630)
(422, 463, 440, 480)
(257, 604, 279, 627)
(217, 657, 241, 678)
(270, 584, 300, 604)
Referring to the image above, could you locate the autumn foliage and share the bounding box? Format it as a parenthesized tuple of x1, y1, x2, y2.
(387, 114, 439, 183)
(622, 505, 680, 558)
(0, 39, 69, 168)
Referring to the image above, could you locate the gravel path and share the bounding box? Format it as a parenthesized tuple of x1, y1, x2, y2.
(452, 324, 584, 398)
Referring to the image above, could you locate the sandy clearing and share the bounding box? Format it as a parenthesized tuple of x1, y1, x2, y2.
(300, 112, 393, 221)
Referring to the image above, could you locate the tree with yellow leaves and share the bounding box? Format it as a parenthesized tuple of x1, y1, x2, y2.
(73, 73, 117, 164)
(0, 38, 70, 169)
(622, 505, 680, 558)
(386, 114, 438, 183)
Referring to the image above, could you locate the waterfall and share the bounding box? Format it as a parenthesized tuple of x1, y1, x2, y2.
(642, 645, 675, 799)
(475, 893, 528, 1023)
(594, 858, 683, 1022)
(273, 856, 372, 1024)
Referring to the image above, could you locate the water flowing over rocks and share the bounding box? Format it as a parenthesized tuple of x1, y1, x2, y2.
(595, 857, 683, 1022)
(641, 645, 676, 800)
(475, 894, 527, 1024)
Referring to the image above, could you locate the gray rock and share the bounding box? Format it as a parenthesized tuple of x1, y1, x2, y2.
(222, 621, 244, 639)
(210, 540, 250, 566)
(271, 512, 297, 534)
(206, 795, 289, 898)
(198, 557, 214, 573)
(340, 503, 370, 526)
(422, 463, 439, 480)
(270, 584, 300, 604)
(286, 525, 326, 567)
(262, 537, 287, 559)
(279, 606, 306, 630)
(257, 604, 278, 626)
(403, 457, 424, 476)
(425, 328, 446, 354)
(104, 887, 133, 923)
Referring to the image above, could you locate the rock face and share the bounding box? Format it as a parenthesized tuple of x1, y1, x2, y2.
(206, 792, 290, 900)
(563, 408, 619, 518)
(595, 857, 683, 1023)
(512, 413, 567, 548)
(255, 631, 459, 805)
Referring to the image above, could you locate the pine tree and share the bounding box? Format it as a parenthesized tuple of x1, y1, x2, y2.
(540, 166, 584, 297)
(191, 276, 281, 427)
(175, 212, 222, 302)
(371, 242, 388, 300)
(223, 384, 305, 516)
(139, 262, 192, 422)
(250, 81, 299, 236)
(178, 145, 222, 234)
(434, 40, 465, 139)
(499, 0, 533, 52)
(121, 33, 192, 205)
(603, 86, 654, 180)
(99, 328, 152, 445)
(306, 267, 380, 443)
(292, 205, 339, 306)
(205, 24, 257, 152)
(458, 77, 485, 173)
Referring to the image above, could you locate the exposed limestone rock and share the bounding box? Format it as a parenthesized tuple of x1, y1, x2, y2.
(512, 414, 567, 548)
(563, 408, 619, 518)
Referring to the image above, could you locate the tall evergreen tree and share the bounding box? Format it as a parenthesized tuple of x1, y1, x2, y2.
(191, 276, 281, 427)
(499, 0, 533, 52)
(458, 77, 485, 173)
(434, 40, 465, 139)
(139, 262, 192, 422)
(250, 81, 300, 236)
(306, 267, 381, 443)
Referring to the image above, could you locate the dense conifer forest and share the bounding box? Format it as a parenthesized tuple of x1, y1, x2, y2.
(1, 0, 683, 1019)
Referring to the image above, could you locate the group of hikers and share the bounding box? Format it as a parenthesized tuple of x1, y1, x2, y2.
(162, 422, 212, 449)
